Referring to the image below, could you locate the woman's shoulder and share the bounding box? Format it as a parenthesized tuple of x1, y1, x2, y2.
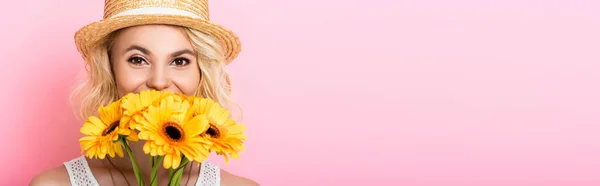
(30, 156, 259, 186)
(29, 165, 71, 186)
(29, 156, 93, 186)
(28, 168, 260, 186)
(220, 169, 260, 186)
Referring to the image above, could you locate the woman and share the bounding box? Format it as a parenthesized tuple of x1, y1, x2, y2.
(30, 0, 258, 185)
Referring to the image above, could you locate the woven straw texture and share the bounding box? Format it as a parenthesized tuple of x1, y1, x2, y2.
(74, 0, 241, 64)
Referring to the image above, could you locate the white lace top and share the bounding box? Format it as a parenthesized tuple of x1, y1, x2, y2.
(63, 156, 220, 186)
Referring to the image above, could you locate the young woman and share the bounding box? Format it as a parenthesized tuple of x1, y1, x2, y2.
(30, 0, 257, 185)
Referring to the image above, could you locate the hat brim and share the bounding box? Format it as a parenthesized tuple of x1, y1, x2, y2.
(74, 14, 241, 64)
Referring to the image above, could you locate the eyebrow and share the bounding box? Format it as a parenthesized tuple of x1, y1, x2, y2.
(124, 45, 150, 55)
(124, 45, 195, 57)
(170, 49, 195, 58)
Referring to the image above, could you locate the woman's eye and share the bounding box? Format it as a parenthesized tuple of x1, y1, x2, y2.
(127, 57, 148, 66)
(171, 58, 190, 66)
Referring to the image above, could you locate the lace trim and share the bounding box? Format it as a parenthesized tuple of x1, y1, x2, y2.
(64, 156, 100, 186)
(197, 160, 221, 186)
(64, 156, 219, 186)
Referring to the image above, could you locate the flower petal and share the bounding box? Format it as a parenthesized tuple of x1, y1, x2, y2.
(185, 115, 209, 137)
(164, 154, 173, 169)
(226, 123, 246, 134)
(172, 151, 181, 169)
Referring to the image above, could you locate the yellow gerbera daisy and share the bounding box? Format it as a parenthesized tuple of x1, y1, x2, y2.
(121, 89, 177, 130)
(191, 98, 247, 163)
(138, 95, 212, 169)
(79, 100, 137, 159)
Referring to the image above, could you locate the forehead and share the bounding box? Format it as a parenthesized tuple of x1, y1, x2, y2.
(112, 24, 193, 52)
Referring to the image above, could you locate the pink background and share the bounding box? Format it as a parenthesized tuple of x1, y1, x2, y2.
(1, 0, 600, 185)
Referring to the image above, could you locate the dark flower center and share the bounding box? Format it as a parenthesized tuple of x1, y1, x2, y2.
(163, 122, 184, 141)
(206, 124, 220, 138)
(103, 121, 119, 136)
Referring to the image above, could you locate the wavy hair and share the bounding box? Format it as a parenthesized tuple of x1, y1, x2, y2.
(70, 26, 241, 121)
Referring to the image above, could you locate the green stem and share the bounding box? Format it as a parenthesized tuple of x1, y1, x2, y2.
(168, 169, 174, 184)
(169, 158, 190, 186)
(151, 156, 155, 168)
(120, 138, 144, 186)
(150, 156, 164, 186)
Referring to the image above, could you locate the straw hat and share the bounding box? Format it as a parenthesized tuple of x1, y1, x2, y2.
(74, 0, 241, 64)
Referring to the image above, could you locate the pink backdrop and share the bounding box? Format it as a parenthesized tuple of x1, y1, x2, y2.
(1, 0, 600, 185)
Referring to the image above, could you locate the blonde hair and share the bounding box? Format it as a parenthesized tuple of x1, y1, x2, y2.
(70, 26, 241, 121)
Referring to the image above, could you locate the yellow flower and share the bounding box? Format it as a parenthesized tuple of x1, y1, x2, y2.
(79, 100, 137, 159)
(191, 98, 247, 163)
(138, 95, 212, 169)
(121, 89, 176, 130)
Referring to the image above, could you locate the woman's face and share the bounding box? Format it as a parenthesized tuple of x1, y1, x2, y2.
(110, 25, 200, 97)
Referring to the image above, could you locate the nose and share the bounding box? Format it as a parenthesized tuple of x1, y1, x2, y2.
(146, 66, 171, 91)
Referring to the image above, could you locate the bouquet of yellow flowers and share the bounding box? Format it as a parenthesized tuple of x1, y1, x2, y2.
(78, 90, 247, 186)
